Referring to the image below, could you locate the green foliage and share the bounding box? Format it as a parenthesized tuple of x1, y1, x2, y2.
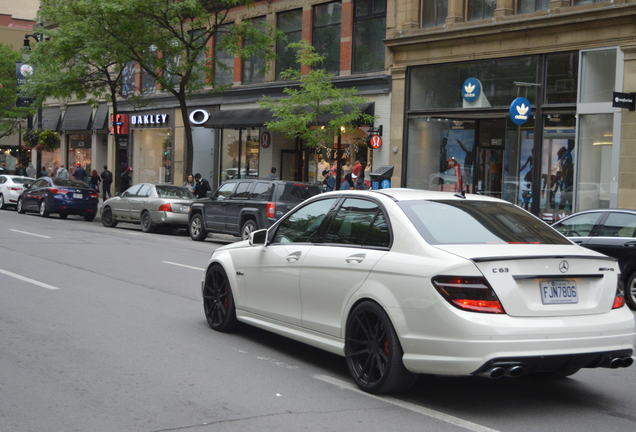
(0, 44, 33, 139)
(22, 129, 61, 151)
(261, 41, 373, 149)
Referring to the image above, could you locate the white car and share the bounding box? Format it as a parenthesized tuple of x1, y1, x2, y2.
(0, 175, 36, 209)
(201, 189, 636, 394)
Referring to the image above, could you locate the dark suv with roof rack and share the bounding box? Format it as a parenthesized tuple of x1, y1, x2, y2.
(188, 179, 322, 241)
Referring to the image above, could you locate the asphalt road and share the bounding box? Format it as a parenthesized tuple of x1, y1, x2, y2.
(1, 209, 635, 432)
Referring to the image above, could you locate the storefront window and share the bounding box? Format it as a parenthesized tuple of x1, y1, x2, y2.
(409, 56, 538, 110)
(545, 52, 578, 104)
(214, 24, 234, 87)
(517, 0, 548, 14)
(242, 17, 267, 84)
(242, 129, 260, 178)
(220, 128, 260, 181)
(276, 9, 302, 80)
(579, 49, 616, 103)
(313, 1, 342, 75)
(67, 135, 92, 174)
(422, 0, 447, 27)
(538, 114, 576, 222)
(576, 114, 613, 211)
(352, 0, 386, 73)
(467, 0, 495, 21)
(221, 129, 240, 180)
(132, 128, 173, 184)
(41, 149, 62, 176)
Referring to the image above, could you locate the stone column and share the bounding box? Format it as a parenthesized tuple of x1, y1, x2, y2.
(389, 66, 407, 185)
(301, 6, 313, 75)
(495, 0, 515, 18)
(447, 0, 465, 25)
(396, 0, 420, 30)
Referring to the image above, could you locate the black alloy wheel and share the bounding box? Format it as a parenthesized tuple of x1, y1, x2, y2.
(189, 213, 206, 241)
(140, 211, 155, 233)
(345, 301, 415, 394)
(241, 219, 257, 241)
(84, 213, 96, 222)
(0, 194, 5, 210)
(39, 200, 49, 217)
(17, 198, 25, 214)
(101, 207, 117, 227)
(626, 271, 636, 310)
(203, 265, 238, 332)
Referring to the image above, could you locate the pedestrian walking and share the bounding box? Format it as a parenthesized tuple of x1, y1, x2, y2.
(340, 172, 354, 190)
(322, 169, 335, 192)
(26, 163, 36, 178)
(89, 169, 101, 191)
(100, 166, 113, 200)
(268, 167, 278, 180)
(120, 167, 132, 193)
(15, 163, 26, 176)
(182, 174, 196, 193)
(193, 173, 210, 199)
(73, 163, 87, 182)
(56, 165, 69, 179)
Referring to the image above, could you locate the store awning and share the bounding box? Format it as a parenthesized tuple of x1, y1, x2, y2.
(93, 104, 109, 131)
(40, 107, 61, 131)
(61, 104, 92, 131)
(199, 103, 375, 129)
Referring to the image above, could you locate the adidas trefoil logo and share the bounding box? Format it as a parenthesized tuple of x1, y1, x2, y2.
(464, 83, 476, 96)
(516, 104, 529, 115)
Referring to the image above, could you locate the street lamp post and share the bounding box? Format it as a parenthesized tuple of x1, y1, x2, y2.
(23, 32, 44, 171)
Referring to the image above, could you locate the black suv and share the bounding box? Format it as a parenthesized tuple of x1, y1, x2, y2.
(188, 179, 321, 241)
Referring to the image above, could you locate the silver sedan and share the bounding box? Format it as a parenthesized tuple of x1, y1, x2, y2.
(101, 183, 195, 233)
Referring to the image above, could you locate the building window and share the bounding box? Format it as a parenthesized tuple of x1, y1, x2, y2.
(353, 0, 386, 73)
(467, 0, 496, 21)
(313, 1, 342, 75)
(574, 0, 608, 4)
(545, 52, 578, 104)
(214, 23, 234, 87)
(517, 0, 548, 13)
(121, 62, 136, 96)
(141, 68, 156, 94)
(276, 9, 302, 80)
(242, 16, 267, 84)
(422, 0, 447, 27)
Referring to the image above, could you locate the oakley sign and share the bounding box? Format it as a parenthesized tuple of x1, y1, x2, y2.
(131, 113, 169, 126)
(189, 109, 210, 125)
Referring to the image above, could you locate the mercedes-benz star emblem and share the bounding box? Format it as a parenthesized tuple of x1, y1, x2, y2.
(559, 260, 569, 273)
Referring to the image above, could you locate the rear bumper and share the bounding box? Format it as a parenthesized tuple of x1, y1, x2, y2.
(48, 197, 98, 214)
(150, 211, 189, 226)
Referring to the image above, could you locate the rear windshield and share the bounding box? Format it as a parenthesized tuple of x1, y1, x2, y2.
(12, 177, 34, 185)
(156, 186, 194, 199)
(279, 184, 321, 203)
(399, 200, 570, 245)
(53, 179, 89, 188)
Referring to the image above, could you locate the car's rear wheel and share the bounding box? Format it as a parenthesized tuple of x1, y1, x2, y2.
(241, 219, 257, 241)
(0, 194, 6, 209)
(203, 264, 238, 332)
(101, 207, 117, 227)
(140, 211, 155, 233)
(345, 301, 415, 394)
(17, 198, 25, 214)
(626, 271, 636, 310)
(39, 200, 49, 217)
(189, 214, 206, 241)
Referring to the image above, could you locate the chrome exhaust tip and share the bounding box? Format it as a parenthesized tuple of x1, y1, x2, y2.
(621, 357, 633, 368)
(506, 365, 525, 378)
(609, 357, 623, 369)
(489, 367, 505, 379)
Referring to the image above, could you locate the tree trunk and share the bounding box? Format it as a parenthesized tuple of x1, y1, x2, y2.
(178, 95, 193, 181)
(110, 90, 121, 195)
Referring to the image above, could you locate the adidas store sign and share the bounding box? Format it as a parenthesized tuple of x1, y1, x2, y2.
(509, 97, 532, 126)
(461, 78, 481, 103)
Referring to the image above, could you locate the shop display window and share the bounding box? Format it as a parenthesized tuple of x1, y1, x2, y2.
(421, 0, 447, 28)
(220, 128, 260, 181)
(576, 114, 613, 211)
(352, 0, 386, 73)
(276, 9, 302, 80)
(132, 128, 173, 184)
(68, 135, 92, 175)
(41, 148, 62, 176)
(579, 49, 616, 103)
(313, 1, 342, 75)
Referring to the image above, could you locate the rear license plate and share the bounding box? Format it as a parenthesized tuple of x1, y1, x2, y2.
(540, 280, 578, 304)
(73, 193, 83, 199)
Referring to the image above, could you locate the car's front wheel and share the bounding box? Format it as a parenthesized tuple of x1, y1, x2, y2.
(345, 301, 415, 394)
(39, 200, 49, 217)
(241, 219, 257, 241)
(203, 264, 238, 332)
(17, 198, 25, 214)
(0, 194, 6, 210)
(625, 271, 636, 310)
(140, 211, 156, 233)
(101, 207, 117, 227)
(189, 213, 206, 241)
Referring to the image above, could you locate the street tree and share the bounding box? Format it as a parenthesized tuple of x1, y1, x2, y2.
(0, 44, 33, 142)
(260, 41, 373, 151)
(86, 0, 275, 180)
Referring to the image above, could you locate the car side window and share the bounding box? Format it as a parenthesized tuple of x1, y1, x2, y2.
(231, 182, 252, 200)
(598, 213, 636, 238)
(322, 199, 389, 247)
(214, 182, 236, 200)
(553, 213, 602, 237)
(272, 198, 338, 244)
(32, 179, 48, 189)
(249, 182, 273, 201)
(0, 176, 5, 184)
(136, 184, 151, 198)
(124, 185, 142, 197)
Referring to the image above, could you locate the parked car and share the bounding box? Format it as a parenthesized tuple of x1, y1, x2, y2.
(201, 189, 635, 394)
(0, 175, 35, 209)
(101, 183, 195, 232)
(553, 209, 636, 310)
(17, 177, 98, 220)
(189, 179, 322, 241)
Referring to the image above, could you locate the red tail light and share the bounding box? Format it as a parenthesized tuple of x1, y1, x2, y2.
(613, 278, 626, 309)
(265, 202, 276, 219)
(9, 186, 22, 191)
(49, 188, 68, 194)
(431, 276, 506, 314)
(89, 192, 99, 198)
(158, 203, 172, 212)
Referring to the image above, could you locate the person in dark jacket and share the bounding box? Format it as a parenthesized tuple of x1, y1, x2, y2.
(193, 173, 210, 199)
(100, 166, 113, 199)
(73, 163, 87, 181)
(120, 167, 132, 193)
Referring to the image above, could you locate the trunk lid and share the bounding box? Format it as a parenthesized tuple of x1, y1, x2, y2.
(436, 244, 620, 317)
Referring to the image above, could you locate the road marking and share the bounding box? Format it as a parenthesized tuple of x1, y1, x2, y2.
(9, 229, 52, 239)
(161, 261, 205, 271)
(0, 269, 60, 290)
(313, 374, 500, 432)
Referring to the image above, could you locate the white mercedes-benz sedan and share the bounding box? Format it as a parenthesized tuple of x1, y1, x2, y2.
(201, 189, 636, 394)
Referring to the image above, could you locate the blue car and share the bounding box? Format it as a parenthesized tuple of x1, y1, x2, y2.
(17, 176, 99, 221)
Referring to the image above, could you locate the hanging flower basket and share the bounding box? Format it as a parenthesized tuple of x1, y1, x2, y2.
(23, 130, 40, 149)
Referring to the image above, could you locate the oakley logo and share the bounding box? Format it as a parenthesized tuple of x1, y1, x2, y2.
(559, 260, 569, 273)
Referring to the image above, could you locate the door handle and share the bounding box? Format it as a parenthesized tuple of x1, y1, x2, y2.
(286, 251, 301, 262)
(573, 240, 584, 244)
(345, 253, 366, 264)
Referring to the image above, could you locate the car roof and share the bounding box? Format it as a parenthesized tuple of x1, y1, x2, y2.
(3, 175, 36, 180)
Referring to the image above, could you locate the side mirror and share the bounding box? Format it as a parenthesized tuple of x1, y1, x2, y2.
(249, 229, 268, 246)
(24, 183, 31, 189)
